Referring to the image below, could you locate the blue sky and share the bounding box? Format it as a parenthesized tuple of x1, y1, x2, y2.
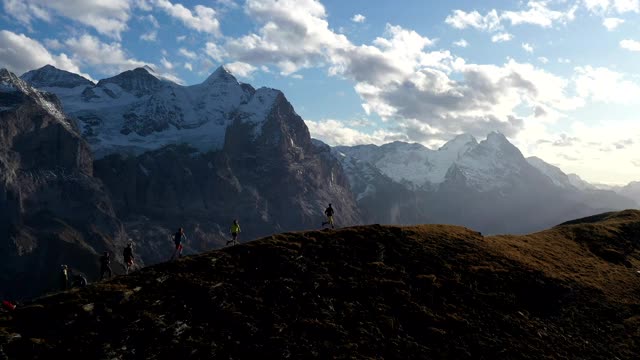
(2, 0, 640, 184)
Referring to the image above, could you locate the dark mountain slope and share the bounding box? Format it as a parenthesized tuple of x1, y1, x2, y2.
(1, 211, 639, 359)
(0, 69, 127, 300)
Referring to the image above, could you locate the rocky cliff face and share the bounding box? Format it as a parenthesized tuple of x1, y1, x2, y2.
(0, 69, 127, 300)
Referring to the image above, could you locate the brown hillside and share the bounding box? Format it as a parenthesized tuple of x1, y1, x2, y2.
(1, 211, 639, 359)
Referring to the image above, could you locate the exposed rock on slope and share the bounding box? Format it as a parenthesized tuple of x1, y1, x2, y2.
(0, 69, 127, 299)
(1, 210, 639, 359)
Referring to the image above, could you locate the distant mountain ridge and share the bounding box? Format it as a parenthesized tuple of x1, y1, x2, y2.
(20, 65, 280, 158)
(334, 132, 637, 233)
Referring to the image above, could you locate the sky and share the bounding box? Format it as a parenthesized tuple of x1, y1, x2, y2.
(1, 0, 640, 185)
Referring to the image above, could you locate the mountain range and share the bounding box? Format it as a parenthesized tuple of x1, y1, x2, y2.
(1, 64, 638, 299)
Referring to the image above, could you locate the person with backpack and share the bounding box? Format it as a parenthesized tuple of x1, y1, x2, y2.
(123, 242, 134, 274)
(60, 264, 69, 290)
(171, 228, 187, 260)
(321, 203, 335, 229)
(100, 251, 112, 280)
(227, 219, 241, 246)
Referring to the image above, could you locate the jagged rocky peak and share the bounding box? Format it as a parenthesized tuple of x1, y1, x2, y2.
(96, 66, 164, 96)
(1, 68, 32, 93)
(0, 68, 72, 129)
(475, 131, 524, 157)
(20, 64, 94, 89)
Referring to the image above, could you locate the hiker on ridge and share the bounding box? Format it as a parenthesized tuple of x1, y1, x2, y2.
(171, 227, 187, 260)
(60, 264, 69, 290)
(123, 242, 134, 274)
(100, 251, 113, 280)
(322, 203, 335, 229)
(228, 219, 241, 246)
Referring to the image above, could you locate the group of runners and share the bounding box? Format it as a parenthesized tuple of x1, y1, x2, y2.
(59, 203, 336, 290)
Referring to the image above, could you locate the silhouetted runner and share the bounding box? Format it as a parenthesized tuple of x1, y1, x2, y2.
(321, 203, 335, 229)
(100, 251, 112, 280)
(123, 242, 134, 274)
(171, 228, 187, 260)
(227, 219, 241, 246)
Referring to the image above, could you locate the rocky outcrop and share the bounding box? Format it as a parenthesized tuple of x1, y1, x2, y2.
(0, 69, 127, 300)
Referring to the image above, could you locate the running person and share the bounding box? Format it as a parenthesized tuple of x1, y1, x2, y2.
(321, 203, 335, 229)
(123, 242, 134, 274)
(171, 228, 187, 260)
(227, 219, 241, 246)
(60, 265, 69, 290)
(100, 251, 112, 280)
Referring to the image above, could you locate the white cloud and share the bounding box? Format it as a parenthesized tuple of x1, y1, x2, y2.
(445, 9, 501, 31)
(184, 62, 193, 71)
(145, 14, 160, 28)
(501, 1, 577, 28)
(453, 39, 468, 47)
(491, 32, 514, 42)
(136, 0, 153, 11)
(574, 65, 640, 104)
(558, 57, 571, 63)
(620, 39, 640, 51)
(538, 56, 549, 63)
(225, 61, 257, 77)
(179, 48, 197, 59)
(224, 0, 350, 75)
(603, 17, 624, 30)
(584, 0, 640, 14)
(306, 119, 403, 146)
(177, 35, 187, 42)
(0, 30, 88, 78)
(522, 42, 534, 53)
(351, 14, 366, 23)
(205, 42, 226, 62)
(140, 31, 157, 41)
(445, 2, 576, 33)
(160, 57, 174, 70)
(64, 34, 147, 75)
(44, 38, 63, 49)
(154, 0, 221, 36)
(3, 0, 132, 38)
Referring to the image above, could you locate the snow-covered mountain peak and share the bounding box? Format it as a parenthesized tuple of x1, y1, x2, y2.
(96, 68, 164, 96)
(20, 65, 94, 89)
(141, 65, 156, 74)
(438, 133, 478, 157)
(484, 131, 510, 146)
(204, 65, 238, 86)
